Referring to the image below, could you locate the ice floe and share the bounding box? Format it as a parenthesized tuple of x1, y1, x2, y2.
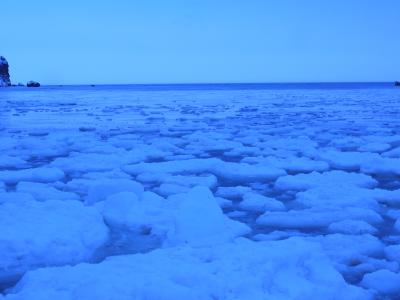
(2, 86, 400, 298)
(4, 238, 371, 300)
(0, 199, 108, 288)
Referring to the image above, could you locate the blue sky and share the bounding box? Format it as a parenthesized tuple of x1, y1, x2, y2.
(1, 0, 399, 84)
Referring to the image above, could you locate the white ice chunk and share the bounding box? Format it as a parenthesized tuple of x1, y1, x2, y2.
(0, 155, 26, 169)
(295, 234, 384, 265)
(123, 158, 220, 175)
(328, 220, 378, 235)
(0, 192, 36, 204)
(166, 187, 251, 247)
(215, 196, 233, 208)
(295, 185, 379, 209)
(385, 245, 400, 262)
(224, 146, 261, 157)
(257, 207, 383, 229)
(372, 189, 400, 206)
(253, 230, 306, 241)
(239, 192, 285, 212)
(137, 173, 218, 189)
(275, 170, 377, 191)
(242, 155, 329, 173)
(51, 152, 130, 174)
(102, 191, 165, 233)
(260, 136, 318, 154)
(85, 179, 144, 205)
(0, 168, 65, 184)
(124, 158, 286, 183)
(0, 199, 109, 287)
(360, 269, 400, 296)
(16, 182, 79, 202)
(394, 219, 400, 232)
(358, 142, 391, 153)
(212, 161, 286, 183)
(156, 183, 191, 197)
(382, 146, 400, 158)
(361, 157, 400, 176)
(314, 150, 380, 171)
(215, 186, 252, 199)
(328, 136, 364, 149)
(4, 239, 371, 300)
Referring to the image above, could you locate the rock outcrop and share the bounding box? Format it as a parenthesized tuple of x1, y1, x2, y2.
(27, 81, 41, 87)
(0, 56, 11, 87)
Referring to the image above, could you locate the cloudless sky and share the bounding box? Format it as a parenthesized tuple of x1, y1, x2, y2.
(1, 0, 400, 84)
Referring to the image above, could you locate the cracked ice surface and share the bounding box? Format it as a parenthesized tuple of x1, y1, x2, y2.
(1, 85, 400, 299)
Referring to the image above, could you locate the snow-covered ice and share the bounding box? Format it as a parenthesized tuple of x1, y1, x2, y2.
(0, 199, 108, 289)
(1, 84, 400, 299)
(5, 239, 370, 300)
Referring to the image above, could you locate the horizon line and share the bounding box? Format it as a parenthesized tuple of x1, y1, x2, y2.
(36, 81, 397, 86)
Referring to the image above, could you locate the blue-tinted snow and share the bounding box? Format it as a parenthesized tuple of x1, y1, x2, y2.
(1, 83, 400, 299)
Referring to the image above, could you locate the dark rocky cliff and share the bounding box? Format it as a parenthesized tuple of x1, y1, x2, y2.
(0, 56, 11, 87)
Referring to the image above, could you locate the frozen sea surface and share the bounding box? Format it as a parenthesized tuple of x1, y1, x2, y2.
(1, 83, 400, 299)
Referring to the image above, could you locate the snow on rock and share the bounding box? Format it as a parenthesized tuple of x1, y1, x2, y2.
(4, 239, 371, 300)
(0, 168, 65, 185)
(275, 170, 377, 191)
(360, 269, 400, 296)
(165, 187, 251, 247)
(0, 199, 109, 287)
(239, 192, 285, 212)
(85, 178, 144, 205)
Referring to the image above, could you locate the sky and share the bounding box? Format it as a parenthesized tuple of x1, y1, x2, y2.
(1, 0, 400, 84)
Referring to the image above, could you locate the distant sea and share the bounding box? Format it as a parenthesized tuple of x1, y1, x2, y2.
(2, 82, 397, 92)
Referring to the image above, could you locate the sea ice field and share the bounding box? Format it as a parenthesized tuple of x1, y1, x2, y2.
(1, 83, 400, 299)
